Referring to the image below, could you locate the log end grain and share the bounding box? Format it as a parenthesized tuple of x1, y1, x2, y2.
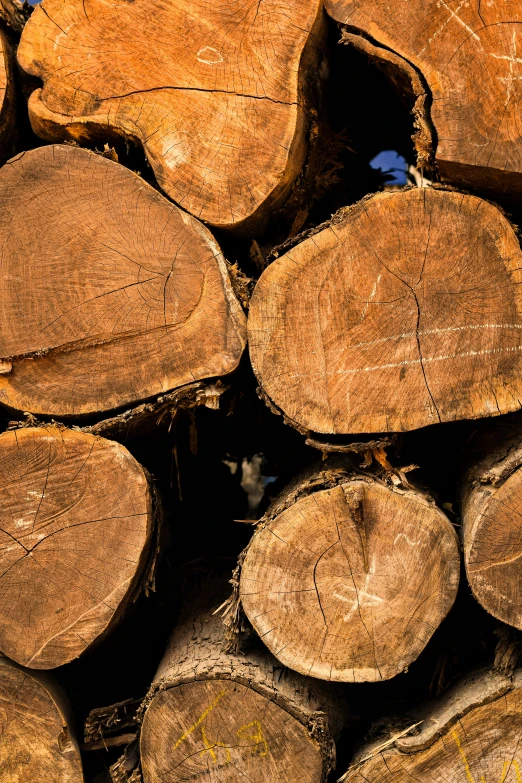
(17, 0, 326, 230)
(0, 658, 84, 781)
(0, 426, 154, 668)
(0, 144, 246, 419)
(249, 187, 522, 435)
(240, 478, 460, 682)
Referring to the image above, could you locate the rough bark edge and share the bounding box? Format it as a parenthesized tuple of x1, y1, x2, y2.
(138, 671, 336, 783)
(339, 668, 522, 781)
(221, 459, 438, 654)
(4, 380, 228, 439)
(338, 28, 435, 174)
(0, 0, 30, 33)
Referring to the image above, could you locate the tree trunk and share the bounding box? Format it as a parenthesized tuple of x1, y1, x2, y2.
(238, 461, 460, 682)
(0, 655, 84, 781)
(139, 572, 346, 783)
(339, 668, 522, 783)
(0, 28, 16, 161)
(0, 144, 246, 419)
(324, 0, 522, 201)
(17, 0, 327, 233)
(249, 187, 522, 436)
(0, 425, 156, 669)
(461, 413, 522, 630)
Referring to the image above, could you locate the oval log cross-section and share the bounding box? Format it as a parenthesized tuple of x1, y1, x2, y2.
(17, 0, 326, 231)
(249, 187, 522, 435)
(240, 478, 460, 682)
(0, 426, 153, 669)
(324, 0, 522, 199)
(0, 144, 246, 418)
(0, 657, 84, 782)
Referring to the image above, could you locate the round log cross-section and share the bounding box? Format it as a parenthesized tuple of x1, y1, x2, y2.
(17, 0, 326, 231)
(0, 144, 246, 419)
(0, 426, 154, 669)
(140, 574, 345, 783)
(249, 187, 522, 435)
(0, 657, 84, 782)
(240, 476, 460, 682)
(324, 1, 522, 200)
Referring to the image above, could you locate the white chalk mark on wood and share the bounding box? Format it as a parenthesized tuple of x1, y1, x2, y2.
(394, 533, 420, 547)
(196, 46, 224, 64)
(340, 322, 522, 353)
(334, 561, 383, 623)
(437, 0, 481, 42)
(489, 30, 522, 102)
(361, 274, 382, 320)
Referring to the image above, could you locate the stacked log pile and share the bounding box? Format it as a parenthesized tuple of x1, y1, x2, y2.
(0, 0, 521, 781)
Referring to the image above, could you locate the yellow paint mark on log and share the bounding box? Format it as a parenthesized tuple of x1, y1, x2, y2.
(237, 720, 269, 756)
(452, 729, 521, 783)
(173, 689, 226, 750)
(200, 723, 231, 764)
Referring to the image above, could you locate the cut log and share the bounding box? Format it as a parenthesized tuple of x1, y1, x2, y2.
(0, 655, 83, 781)
(0, 144, 246, 419)
(139, 573, 345, 783)
(249, 187, 522, 435)
(239, 463, 460, 682)
(324, 0, 522, 199)
(461, 413, 522, 631)
(339, 668, 522, 783)
(0, 426, 155, 669)
(17, 0, 327, 232)
(0, 28, 15, 161)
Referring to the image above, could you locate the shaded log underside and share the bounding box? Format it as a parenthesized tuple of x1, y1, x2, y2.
(249, 187, 522, 435)
(17, 0, 326, 230)
(325, 0, 522, 198)
(0, 426, 153, 668)
(0, 144, 246, 418)
(240, 478, 460, 682)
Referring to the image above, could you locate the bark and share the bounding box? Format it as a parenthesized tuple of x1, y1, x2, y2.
(325, 0, 522, 201)
(139, 572, 346, 783)
(237, 461, 460, 682)
(17, 0, 328, 233)
(0, 655, 84, 781)
(461, 413, 522, 630)
(0, 27, 16, 162)
(0, 144, 246, 419)
(0, 426, 156, 668)
(339, 668, 522, 783)
(248, 187, 522, 436)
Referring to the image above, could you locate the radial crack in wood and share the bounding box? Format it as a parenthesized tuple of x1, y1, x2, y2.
(248, 187, 522, 435)
(340, 668, 522, 783)
(0, 145, 246, 419)
(0, 426, 155, 669)
(325, 0, 522, 199)
(140, 574, 346, 782)
(17, 0, 326, 231)
(240, 472, 460, 682)
(0, 656, 84, 781)
(461, 414, 522, 631)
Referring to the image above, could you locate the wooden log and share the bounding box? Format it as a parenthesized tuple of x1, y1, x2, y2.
(238, 463, 460, 682)
(461, 413, 522, 631)
(339, 668, 522, 783)
(139, 573, 345, 783)
(0, 655, 83, 781)
(249, 187, 522, 436)
(0, 28, 15, 162)
(17, 0, 327, 232)
(0, 144, 246, 419)
(0, 426, 156, 669)
(324, 1, 522, 199)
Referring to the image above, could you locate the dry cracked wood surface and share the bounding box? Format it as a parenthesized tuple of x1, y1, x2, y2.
(0, 144, 246, 418)
(17, 0, 326, 231)
(341, 669, 522, 783)
(0, 426, 154, 669)
(0, 658, 84, 782)
(249, 187, 522, 435)
(325, 0, 522, 199)
(240, 477, 460, 682)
